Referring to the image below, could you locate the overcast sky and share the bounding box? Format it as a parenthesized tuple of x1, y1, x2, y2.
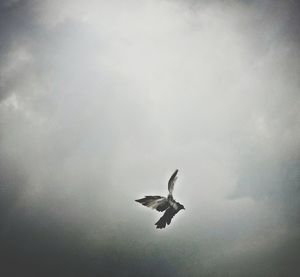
(0, 0, 300, 276)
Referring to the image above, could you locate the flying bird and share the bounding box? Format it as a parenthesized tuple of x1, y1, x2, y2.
(135, 169, 185, 229)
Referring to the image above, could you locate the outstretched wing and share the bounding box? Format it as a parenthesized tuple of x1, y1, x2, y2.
(135, 196, 169, 212)
(155, 206, 179, 229)
(168, 169, 178, 194)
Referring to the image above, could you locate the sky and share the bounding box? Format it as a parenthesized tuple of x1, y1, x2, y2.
(0, 0, 299, 276)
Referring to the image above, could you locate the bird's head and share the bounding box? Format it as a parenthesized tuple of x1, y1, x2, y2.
(178, 203, 185, 210)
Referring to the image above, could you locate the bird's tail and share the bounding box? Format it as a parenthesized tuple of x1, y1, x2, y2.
(135, 196, 168, 211)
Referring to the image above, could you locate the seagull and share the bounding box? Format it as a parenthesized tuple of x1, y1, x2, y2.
(135, 169, 185, 229)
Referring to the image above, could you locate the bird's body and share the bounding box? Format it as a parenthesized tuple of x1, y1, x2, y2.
(135, 169, 185, 229)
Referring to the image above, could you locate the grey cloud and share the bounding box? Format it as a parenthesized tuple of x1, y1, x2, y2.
(0, 0, 299, 276)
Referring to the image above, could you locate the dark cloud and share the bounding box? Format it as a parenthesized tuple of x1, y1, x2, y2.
(0, 0, 299, 276)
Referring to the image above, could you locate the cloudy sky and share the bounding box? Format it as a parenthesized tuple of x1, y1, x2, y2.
(0, 0, 299, 276)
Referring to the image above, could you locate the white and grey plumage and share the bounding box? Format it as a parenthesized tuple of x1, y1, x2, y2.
(135, 169, 185, 229)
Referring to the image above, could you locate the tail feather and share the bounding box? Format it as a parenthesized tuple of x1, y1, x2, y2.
(135, 196, 169, 212)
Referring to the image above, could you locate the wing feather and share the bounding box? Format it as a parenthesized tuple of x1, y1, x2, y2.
(155, 207, 178, 229)
(168, 169, 178, 194)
